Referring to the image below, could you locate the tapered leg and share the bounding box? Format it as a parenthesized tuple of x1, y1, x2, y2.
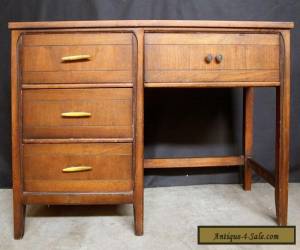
(243, 87, 254, 191)
(134, 199, 143, 235)
(11, 30, 26, 239)
(13, 200, 26, 239)
(275, 31, 291, 226)
(133, 29, 144, 235)
(11, 30, 25, 239)
(275, 85, 289, 225)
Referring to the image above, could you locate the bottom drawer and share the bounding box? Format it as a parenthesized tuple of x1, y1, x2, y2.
(23, 143, 133, 193)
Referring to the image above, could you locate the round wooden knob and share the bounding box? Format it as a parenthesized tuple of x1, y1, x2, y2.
(205, 54, 213, 64)
(215, 54, 223, 63)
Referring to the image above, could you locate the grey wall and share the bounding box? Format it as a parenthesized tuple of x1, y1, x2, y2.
(0, 0, 299, 188)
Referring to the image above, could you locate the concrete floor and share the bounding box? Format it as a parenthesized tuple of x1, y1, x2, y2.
(0, 183, 299, 250)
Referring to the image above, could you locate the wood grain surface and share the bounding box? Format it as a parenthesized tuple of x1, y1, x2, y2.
(23, 88, 133, 139)
(23, 143, 133, 192)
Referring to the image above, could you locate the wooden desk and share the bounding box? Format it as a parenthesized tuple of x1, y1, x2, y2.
(9, 20, 293, 239)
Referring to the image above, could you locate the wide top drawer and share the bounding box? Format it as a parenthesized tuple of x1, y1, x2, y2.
(145, 33, 280, 84)
(21, 33, 133, 84)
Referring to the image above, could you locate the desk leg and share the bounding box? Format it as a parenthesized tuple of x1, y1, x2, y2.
(13, 201, 26, 239)
(11, 30, 25, 239)
(275, 30, 290, 226)
(243, 87, 254, 191)
(133, 29, 144, 235)
(275, 85, 290, 225)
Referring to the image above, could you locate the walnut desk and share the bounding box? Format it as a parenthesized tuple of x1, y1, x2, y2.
(9, 20, 293, 239)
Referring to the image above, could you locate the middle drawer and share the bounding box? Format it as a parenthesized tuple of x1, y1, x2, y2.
(23, 88, 133, 139)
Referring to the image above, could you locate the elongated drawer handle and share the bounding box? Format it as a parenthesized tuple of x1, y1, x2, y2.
(61, 55, 91, 62)
(61, 112, 91, 118)
(62, 166, 92, 173)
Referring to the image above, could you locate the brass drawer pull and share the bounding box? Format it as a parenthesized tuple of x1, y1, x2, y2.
(61, 54, 91, 62)
(61, 112, 91, 118)
(62, 166, 92, 173)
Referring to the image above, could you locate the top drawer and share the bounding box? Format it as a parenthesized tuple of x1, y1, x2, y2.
(145, 33, 280, 83)
(21, 33, 133, 84)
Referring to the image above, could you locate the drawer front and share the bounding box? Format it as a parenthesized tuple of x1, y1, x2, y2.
(145, 33, 280, 83)
(23, 88, 132, 139)
(23, 143, 133, 192)
(22, 33, 133, 84)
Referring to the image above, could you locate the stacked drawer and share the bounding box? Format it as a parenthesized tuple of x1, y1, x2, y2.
(21, 33, 134, 193)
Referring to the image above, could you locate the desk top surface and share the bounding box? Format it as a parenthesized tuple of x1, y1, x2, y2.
(9, 20, 294, 30)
